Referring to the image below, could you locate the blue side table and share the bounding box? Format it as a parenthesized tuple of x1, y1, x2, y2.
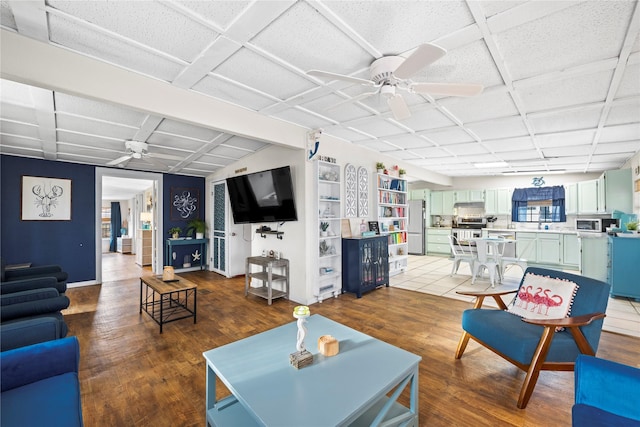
(165, 238, 208, 270)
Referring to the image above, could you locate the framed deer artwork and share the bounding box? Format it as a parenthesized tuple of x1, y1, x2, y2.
(21, 176, 72, 221)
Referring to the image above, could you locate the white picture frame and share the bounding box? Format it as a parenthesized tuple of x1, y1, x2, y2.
(21, 175, 72, 221)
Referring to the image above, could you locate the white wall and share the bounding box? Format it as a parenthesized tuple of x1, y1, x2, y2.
(622, 151, 640, 216)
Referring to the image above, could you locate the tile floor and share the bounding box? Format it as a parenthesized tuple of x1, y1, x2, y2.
(390, 255, 640, 338)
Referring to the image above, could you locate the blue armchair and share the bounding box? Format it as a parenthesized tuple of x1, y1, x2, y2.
(573, 355, 640, 426)
(1, 316, 68, 351)
(455, 267, 610, 408)
(1, 336, 83, 426)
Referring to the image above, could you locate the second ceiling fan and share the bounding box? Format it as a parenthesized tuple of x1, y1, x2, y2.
(307, 43, 484, 120)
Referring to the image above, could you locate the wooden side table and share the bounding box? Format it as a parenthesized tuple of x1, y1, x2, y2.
(139, 275, 197, 333)
(245, 256, 289, 305)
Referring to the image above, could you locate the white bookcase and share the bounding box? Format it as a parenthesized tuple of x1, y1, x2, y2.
(315, 160, 342, 302)
(375, 173, 408, 276)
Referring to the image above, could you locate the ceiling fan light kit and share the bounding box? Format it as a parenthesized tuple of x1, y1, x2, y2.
(307, 43, 484, 121)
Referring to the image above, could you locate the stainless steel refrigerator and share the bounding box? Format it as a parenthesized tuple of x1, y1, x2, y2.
(408, 200, 426, 255)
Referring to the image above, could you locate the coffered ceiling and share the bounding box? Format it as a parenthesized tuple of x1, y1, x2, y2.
(1, 0, 639, 179)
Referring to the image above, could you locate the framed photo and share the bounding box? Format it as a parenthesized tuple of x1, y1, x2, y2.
(368, 221, 380, 235)
(170, 187, 200, 220)
(21, 176, 72, 221)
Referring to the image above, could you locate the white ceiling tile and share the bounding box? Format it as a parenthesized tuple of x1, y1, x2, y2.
(252, 2, 372, 76)
(0, 119, 40, 139)
(270, 107, 334, 130)
(479, 1, 528, 18)
(483, 136, 535, 153)
(445, 142, 490, 156)
(599, 123, 640, 143)
(542, 144, 593, 158)
(56, 130, 123, 151)
(530, 105, 603, 134)
(0, 134, 42, 150)
(439, 91, 518, 122)
(349, 118, 407, 138)
(353, 138, 398, 152)
(593, 140, 640, 155)
(179, 1, 251, 30)
(197, 153, 237, 166)
(413, 40, 503, 89)
(467, 116, 528, 139)
(0, 79, 36, 107)
(55, 114, 138, 141)
(606, 99, 640, 126)
(214, 48, 314, 100)
(497, 149, 543, 161)
(392, 151, 422, 160)
(615, 63, 640, 98)
(324, 127, 370, 142)
(0, 103, 37, 125)
(147, 132, 203, 151)
(495, 1, 634, 80)
(192, 75, 276, 111)
(300, 93, 375, 122)
(410, 146, 453, 158)
(48, 1, 220, 62)
(535, 129, 596, 148)
(48, 13, 184, 82)
(207, 144, 257, 159)
(422, 127, 475, 145)
(399, 108, 455, 131)
(223, 136, 268, 152)
(155, 119, 221, 142)
(591, 152, 636, 164)
(323, 1, 475, 54)
(54, 93, 147, 126)
(520, 70, 613, 112)
(56, 144, 116, 159)
(382, 134, 430, 150)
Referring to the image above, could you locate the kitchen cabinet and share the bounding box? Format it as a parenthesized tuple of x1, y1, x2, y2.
(599, 169, 632, 213)
(427, 228, 451, 255)
(562, 234, 580, 267)
(608, 236, 640, 298)
(342, 236, 389, 298)
(578, 180, 599, 214)
(516, 232, 537, 262)
(455, 189, 484, 203)
(410, 189, 430, 200)
(580, 236, 608, 282)
(565, 183, 578, 215)
(485, 188, 512, 215)
(430, 191, 455, 216)
(430, 191, 443, 216)
(537, 233, 562, 264)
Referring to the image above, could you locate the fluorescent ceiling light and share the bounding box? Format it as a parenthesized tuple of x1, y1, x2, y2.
(502, 170, 566, 176)
(474, 161, 508, 168)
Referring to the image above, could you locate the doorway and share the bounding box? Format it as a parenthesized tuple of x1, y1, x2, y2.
(95, 168, 163, 284)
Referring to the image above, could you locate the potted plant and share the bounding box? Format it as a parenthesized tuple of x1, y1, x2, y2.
(376, 162, 385, 174)
(625, 221, 638, 233)
(168, 227, 181, 239)
(320, 221, 330, 237)
(399, 168, 406, 178)
(187, 218, 207, 239)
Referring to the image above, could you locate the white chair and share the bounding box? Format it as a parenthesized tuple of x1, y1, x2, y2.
(471, 240, 501, 287)
(448, 235, 475, 276)
(499, 241, 527, 278)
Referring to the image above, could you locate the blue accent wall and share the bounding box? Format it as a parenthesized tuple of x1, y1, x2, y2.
(163, 174, 206, 267)
(1, 155, 96, 282)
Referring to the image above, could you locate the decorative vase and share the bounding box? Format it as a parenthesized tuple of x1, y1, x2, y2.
(172, 233, 179, 239)
(377, 168, 384, 174)
(399, 174, 406, 179)
(196, 232, 204, 239)
(321, 231, 328, 237)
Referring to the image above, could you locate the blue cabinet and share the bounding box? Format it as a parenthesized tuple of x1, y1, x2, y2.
(342, 236, 388, 298)
(608, 237, 640, 299)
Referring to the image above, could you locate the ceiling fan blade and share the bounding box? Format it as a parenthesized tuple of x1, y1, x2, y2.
(411, 82, 484, 97)
(327, 90, 380, 110)
(387, 94, 412, 121)
(106, 154, 133, 166)
(307, 70, 375, 86)
(393, 43, 447, 80)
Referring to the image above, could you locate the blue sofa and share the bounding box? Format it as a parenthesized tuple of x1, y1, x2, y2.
(1, 261, 68, 295)
(1, 336, 84, 426)
(573, 355, 640, 426)
(1, 316, 68, 351)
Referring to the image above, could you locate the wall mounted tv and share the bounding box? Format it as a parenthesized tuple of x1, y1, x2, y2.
(226, 166, 298, 224)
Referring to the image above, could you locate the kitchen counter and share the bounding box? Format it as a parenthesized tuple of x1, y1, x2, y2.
(485, 227, 589, 236)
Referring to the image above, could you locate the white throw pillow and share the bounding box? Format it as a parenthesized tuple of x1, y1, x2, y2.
(508, 272, 579, 330)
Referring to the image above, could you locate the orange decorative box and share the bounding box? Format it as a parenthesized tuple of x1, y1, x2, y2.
(317, 335, 339, 356)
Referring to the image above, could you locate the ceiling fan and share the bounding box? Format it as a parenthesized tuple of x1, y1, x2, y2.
(107, 140, 182, 167)
(307, 43, 484, 120)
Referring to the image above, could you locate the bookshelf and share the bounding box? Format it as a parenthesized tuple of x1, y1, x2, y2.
(375, 173, 408, 276)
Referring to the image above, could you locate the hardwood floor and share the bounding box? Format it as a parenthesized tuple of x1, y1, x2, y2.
(63, 255, 640, 426)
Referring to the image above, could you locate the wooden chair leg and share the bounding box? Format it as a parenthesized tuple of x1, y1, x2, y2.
(455, 331, 471, 359)
(517, 326, 556, 409)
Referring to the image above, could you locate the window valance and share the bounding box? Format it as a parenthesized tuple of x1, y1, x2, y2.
(511, 186, 565, 202)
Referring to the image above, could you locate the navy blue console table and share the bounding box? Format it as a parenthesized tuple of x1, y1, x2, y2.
(165, 238, 209, 270)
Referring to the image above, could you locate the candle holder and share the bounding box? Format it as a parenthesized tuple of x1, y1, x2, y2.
(289, 306, 313, 369)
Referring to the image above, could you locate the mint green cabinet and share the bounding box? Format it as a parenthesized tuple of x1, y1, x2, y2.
(581, 237, 608, 282)
(565, 183, 578, 215)
(600, 169, 632, 213)
(426, 228, 451, 255)
(578, 180, 599, 214)
(516, 232, 537, 261)
(410, 189, 430, 200)
(430, 192, 443, 215)
(537, 233, 561, 264)
(443, 191, 455, 213)
(562, 234, 580, 267)
(455, 189, 484, 202)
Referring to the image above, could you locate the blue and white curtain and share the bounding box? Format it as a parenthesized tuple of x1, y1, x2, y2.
(511, 186, 566, 222)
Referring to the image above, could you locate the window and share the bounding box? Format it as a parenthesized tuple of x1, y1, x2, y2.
(101, 206, 111, 238)
(512, 186, 566, 223)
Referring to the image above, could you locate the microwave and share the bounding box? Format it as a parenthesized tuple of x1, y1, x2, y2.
(576, 218, 618, 232)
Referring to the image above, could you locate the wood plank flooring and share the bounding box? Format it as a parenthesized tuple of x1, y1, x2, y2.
(63, 255, 640, 426)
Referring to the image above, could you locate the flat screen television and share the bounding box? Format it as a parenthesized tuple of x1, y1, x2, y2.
(226, 166, 298, 224)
